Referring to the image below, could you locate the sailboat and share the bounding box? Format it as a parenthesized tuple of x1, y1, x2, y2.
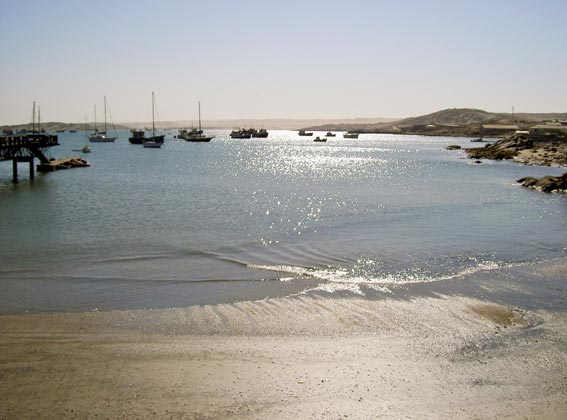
(82, 116, 92, 153)
(89, 96, 117, 142)
(143, 92, 165, 148)
(178, 101, 214, 142)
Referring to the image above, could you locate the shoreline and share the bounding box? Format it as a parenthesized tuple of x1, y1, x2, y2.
(466, 136, 567, 168)
(1, 293, 566, 419)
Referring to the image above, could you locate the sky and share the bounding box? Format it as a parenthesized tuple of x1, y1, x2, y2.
(1, 0, 566, 124)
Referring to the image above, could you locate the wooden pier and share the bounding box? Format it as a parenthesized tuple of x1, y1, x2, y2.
(0, 133, 88, 181)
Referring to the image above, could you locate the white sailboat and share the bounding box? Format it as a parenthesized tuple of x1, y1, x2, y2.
(89, 96, 117, 142)
(82, 116, 92, 153)
(143, 92, 164, 148)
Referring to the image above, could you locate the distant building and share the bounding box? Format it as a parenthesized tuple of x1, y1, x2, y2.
(529, 124, 567, 142)
(481, 124, 519, 136)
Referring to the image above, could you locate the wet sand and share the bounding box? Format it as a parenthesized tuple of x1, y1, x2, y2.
(1, 295, 566, 419)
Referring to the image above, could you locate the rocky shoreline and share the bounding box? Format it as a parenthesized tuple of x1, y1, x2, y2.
(466, 136, 567, 167)
(460, 134, 567, 193)
(517, 173, 567, 193)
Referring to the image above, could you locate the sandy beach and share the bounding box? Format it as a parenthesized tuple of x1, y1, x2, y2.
(1, 292, 566, 420)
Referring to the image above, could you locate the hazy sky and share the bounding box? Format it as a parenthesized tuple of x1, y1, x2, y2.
(1, 0, 566, 124)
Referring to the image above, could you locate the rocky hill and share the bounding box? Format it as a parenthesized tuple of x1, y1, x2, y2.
(304, 108, 567, 137)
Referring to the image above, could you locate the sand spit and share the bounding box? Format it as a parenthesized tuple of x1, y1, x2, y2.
(0, 295, 566, 420)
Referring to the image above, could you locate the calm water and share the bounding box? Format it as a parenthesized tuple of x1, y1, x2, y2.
(1, 130, 566, 313)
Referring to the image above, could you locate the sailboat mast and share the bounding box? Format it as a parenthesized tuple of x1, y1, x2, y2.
(198, 101, 201, 132)
(38, 106, 41, 133)
(94, 105, 97, 133)
(104, 96, 107, 133)
(32, 101, 36, 134)
(152, 91, 155, 138)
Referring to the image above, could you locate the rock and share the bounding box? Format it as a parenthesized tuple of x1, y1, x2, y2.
(446, 145, 461, 150)
(517, 172, 567, 193)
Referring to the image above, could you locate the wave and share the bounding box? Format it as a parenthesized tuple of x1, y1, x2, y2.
(248, 259, 529, 295)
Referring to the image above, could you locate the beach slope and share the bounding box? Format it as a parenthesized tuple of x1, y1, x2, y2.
(1, 295, 566, 419)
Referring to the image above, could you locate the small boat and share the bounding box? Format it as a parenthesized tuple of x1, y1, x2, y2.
(313, 136, 327, 142)
(298, 130, 313, 136)
(343, 131, 359, 139)
(230, 129, 252, 139)
(470, 137, 484, 142)
(143, 140, 162, 148)
(178, 102, 214, 142)
(82, 116, 91, 153)
(143, 92, 163, 148)
(69, 130, 77, 133)
(325, 132, 336, 137)
(129, 129, 145, 144)
(89, 97, 118, 142)
(252, 128, 269, 138)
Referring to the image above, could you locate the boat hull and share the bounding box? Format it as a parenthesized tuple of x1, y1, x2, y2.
(130, 135, 164, 144)
(89, 136, 117, 143)
(183, 136, 214, 142)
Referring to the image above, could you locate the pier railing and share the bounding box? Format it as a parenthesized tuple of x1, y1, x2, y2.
(1, 133, 59, 180)
(0, 134, 59, 162)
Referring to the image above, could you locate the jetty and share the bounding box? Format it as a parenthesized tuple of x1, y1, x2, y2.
(0, 132, 89, 181)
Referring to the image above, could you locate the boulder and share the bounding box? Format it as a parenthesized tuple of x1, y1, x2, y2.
(517, 172, 567, 193)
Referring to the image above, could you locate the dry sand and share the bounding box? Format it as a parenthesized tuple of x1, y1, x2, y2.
(1, 295, 566, 420)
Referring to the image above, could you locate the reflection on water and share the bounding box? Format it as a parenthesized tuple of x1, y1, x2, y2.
(0, 130, 566, 313)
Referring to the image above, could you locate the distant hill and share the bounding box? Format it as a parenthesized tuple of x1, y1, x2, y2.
(125, 117, 399, 131)
(0, 121, 130, 132)
(2, 118, 399, 132)
(304, 108, 567, 137)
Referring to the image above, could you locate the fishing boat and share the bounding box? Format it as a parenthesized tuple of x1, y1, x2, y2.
(343, 131, 359, 139)
(89, 97, 117, 142)
(325, 132, 336, 137)
(178, 101, 214, 142)
(230, 129, 252, 139)
(143, 92, 164, 148)
(252, 128, 269, 138)
(313, 136, 327, 142)
(298, 130, 313, 136)
(128, 129, 145, 144)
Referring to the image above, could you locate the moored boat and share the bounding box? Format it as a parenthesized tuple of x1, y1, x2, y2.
(142, 92, 163, 148)
(298, 129, 313, 136)
(313, 136, 327, 142)
(252, 128, 269, 138)
(343, 131, 359, 139)
(89, 97, 118, 142)
(325, 132, 336, 137)
(129, 129, 145, 144)
(178, 102, 214, 142)
(230, 129, 252, 139)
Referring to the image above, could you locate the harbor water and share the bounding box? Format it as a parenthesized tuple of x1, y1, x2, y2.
(1, 131, 566, 313)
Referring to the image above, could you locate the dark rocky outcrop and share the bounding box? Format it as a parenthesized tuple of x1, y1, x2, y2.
(445, 145, 461, 150)
(517, 172, 567, 193)
(466, 136, 533, 160)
